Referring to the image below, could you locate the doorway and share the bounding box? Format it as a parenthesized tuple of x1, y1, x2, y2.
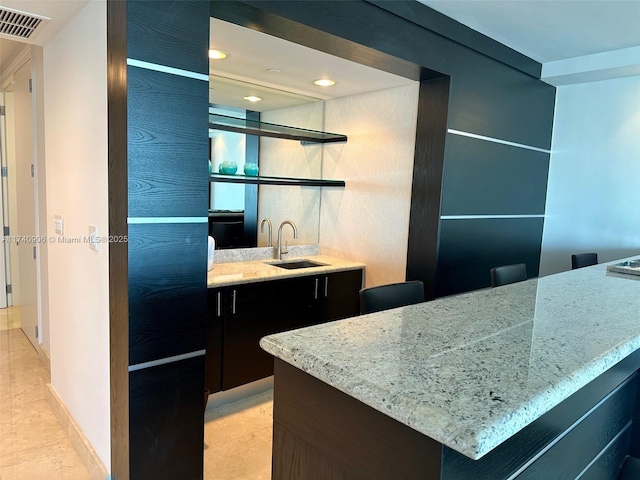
(1, 58, 39, 350)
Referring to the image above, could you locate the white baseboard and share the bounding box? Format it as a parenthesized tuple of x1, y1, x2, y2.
(38, 344, 51, 376)
(46, 384, 109, 480)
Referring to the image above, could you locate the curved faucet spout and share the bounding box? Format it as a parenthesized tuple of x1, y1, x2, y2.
(276, 220, 298, 260)
(260, 217, 273, 247)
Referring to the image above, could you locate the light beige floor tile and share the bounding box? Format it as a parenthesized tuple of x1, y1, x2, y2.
(204, 426, 273, 480)
(204, 390, 274, 479)
(204, 391, 273, 448)
(0, 316, 90, 479)
(0, 442, 91, 480)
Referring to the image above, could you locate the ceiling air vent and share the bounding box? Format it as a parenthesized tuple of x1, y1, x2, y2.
(0, 6, 48, 41)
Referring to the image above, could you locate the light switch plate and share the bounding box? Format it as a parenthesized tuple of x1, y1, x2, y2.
(54, 215, 63, 235)
(88, 224, 98, 252)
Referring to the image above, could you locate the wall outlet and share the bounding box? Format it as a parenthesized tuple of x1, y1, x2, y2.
(88, 224, 98, 252)
(54, 214, 63, 235)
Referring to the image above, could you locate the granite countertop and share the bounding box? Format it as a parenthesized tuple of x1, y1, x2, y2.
(260, 257, 640, 460)
(207, 254, 365, 288)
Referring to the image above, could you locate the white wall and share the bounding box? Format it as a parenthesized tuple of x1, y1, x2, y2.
(539, 75, 640, 276)
(319, 83, 419, 288)
(43, 0, 110, 469)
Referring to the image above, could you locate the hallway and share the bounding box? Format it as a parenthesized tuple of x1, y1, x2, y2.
(0, 309, 90, 480)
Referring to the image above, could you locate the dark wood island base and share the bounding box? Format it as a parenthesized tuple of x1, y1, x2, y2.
(271, 354, 640, 480)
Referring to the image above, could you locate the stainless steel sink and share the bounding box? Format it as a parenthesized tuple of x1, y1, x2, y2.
(267, 259, 326, 269)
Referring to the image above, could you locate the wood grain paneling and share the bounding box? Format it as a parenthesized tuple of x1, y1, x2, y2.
(127, 0, 208, 74)
(128, 223, 207, 365)
(366, 0, 541, 78)
(107, 0, 129, 477)
(444, 48, 555, 150)
(129, 356, 205, 480)
(273, 423, 348, 480)
(211, 0, 426, 81)
(272, 359, 442, 480)
(441, 134, 550, 216)
(516, 377, 635, 480)
(230, 0, 555, 148)
(580, 425, 631, 480)
(127, 67, 208, 217)
(406, 77, 449, 300)
(437, 217, 544, 296)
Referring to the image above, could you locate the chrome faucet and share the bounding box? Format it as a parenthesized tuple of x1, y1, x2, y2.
(259, 217, 273, 247)
(276, 220, 298, 260)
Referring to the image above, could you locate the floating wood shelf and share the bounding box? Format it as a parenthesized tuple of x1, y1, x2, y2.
(209, 173, 345, 188)
(209, 113, 348, 144)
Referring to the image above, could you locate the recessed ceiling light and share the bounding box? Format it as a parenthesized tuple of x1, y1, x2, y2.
(314, 78, 336, 87)
(208, 49, 228, 59)
(243, 96, 262, 102)
(266, 68, 281, 73)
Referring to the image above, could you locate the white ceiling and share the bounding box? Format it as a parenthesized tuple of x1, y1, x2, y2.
(417, 0, 640, 85)
(418, 0, 640, 63)
(0, 0, 87, 76)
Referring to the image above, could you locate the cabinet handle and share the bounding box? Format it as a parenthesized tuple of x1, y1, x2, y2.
(232, 289, 237, 315)
(324, 277, 329, 297)
(314, 278, 319, 300)
(216, 291, 221, 317)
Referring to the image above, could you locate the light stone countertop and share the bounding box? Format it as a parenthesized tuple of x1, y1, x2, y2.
(207, 254, 365, 288)
(260, 256, 640, 460)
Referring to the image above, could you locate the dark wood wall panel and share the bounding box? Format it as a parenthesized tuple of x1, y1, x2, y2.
(446, 51, 555, 149)
(234, 0, 555, 149)
(219, 0, 555, 299)
(128, 67, 208, 217)
(366, 0, 541, 78)
(516, 377, 635, 479)
(127, 0, 209, 74)
(107, 1, 130, 476)
(441, 134, 550, 216)
(273, 359, 442, 480)
(406, 77, 449, 300)
(437, 218, 543, 296)
(580, 426, 631, 480)
(128, 223, 207, 365)
(129, 356, 205, 480)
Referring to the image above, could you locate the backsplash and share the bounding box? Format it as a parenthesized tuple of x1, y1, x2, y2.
(213, 244, 320, 264)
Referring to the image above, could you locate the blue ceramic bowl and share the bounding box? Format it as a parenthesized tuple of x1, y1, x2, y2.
(243, 162, 259, 177)
(219, 161, 238, 175)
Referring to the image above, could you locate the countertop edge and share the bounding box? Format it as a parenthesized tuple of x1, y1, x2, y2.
(260, 324, 640, 460)
(207, 255, 365, 288)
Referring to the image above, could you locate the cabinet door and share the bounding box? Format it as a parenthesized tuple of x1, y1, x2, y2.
(274, 276, 317, 333)
(320, 269, 363, 322)
(222, 282, 278, 390)
(204, 288, 224, 394)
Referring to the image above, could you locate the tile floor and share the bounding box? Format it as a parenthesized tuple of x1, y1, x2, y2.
(1, 306, 275, 479)
(0, 318, 91, 479)
(204, 390, 274, 480)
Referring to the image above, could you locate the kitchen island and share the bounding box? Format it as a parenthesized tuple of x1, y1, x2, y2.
(260, 258, 640, 479)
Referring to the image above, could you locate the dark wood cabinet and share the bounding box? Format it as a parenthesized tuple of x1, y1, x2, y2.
(204, 288, 223, 394)
(317, 270, 364, 323)
(221, 282, 279, 390)
(205, 268, 363, 392)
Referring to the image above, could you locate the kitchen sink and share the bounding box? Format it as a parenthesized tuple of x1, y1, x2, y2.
(268, 259, 326, 269)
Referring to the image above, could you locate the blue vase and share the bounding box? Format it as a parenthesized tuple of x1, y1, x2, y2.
(244, 162, 259, 176)
(219, 160, 238, 175)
